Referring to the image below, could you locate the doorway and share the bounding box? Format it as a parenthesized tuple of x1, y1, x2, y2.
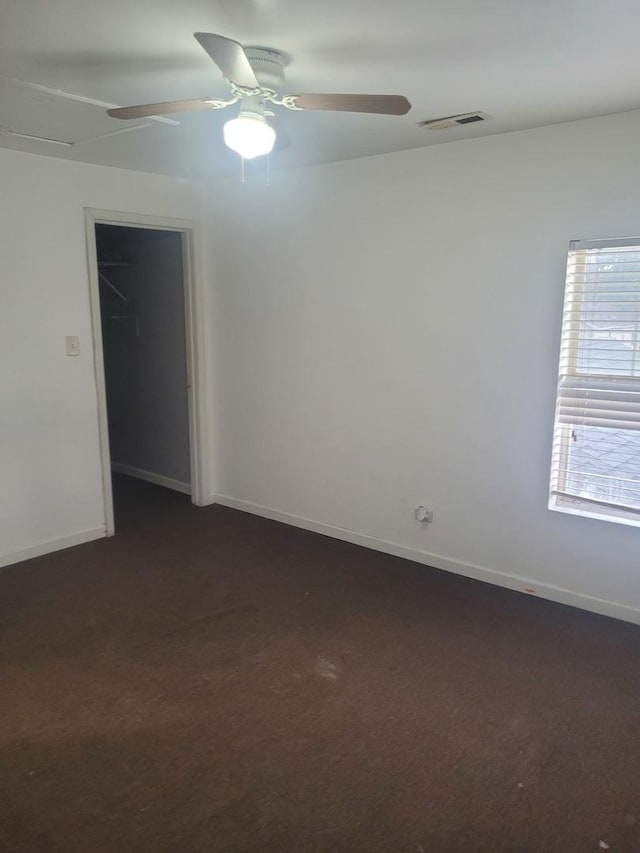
(86, 209, 207, 535)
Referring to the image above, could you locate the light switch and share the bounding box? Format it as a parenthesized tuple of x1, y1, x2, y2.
(66, 336, 80, 356)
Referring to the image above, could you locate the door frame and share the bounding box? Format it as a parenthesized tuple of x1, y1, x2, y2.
(85, 207, 210, 535)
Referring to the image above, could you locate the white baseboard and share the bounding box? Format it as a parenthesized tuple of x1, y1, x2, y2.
(195, 494, 217, 507)
(214, 494, 640, 627)
(111, 462, 191, 495)
(0, 527, 106, 569)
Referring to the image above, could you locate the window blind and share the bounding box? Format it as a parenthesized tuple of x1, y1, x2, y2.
(550, 238, 640, 518)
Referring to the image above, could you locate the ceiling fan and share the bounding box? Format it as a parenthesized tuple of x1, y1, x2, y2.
(107, 33, 411, 159)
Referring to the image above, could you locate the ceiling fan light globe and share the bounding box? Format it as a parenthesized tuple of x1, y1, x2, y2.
(223, 115, 276, 159)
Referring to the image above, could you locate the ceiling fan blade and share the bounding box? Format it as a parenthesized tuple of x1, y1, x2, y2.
(194, 32, 259, 89)
(292, 93, 411, 115)
(108, 99, 217, 119)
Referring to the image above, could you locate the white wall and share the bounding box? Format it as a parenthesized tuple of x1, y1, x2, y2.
(100, 227, 191, 489)
(0, 148, 209, 565)
(3, 112, 640, 624)
(208, 109, 640, 623)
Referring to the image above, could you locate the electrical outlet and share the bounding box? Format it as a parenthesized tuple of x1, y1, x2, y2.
(66, 336, 80, 356)
(414, 506, 434, 523)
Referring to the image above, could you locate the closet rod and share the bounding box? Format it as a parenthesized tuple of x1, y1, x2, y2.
(98, 270, 128, 304)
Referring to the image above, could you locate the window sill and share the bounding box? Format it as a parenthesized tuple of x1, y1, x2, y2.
(549, 494, 640, 529)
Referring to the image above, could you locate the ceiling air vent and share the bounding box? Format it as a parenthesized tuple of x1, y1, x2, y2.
(418, 111, 490, 130)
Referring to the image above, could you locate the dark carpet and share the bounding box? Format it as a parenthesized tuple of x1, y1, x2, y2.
(1, 476, 640, 853)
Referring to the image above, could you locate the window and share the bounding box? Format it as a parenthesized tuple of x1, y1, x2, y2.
(550, 237, 640, 526)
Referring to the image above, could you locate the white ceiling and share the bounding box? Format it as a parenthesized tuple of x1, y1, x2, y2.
(1, 0, 640, 180)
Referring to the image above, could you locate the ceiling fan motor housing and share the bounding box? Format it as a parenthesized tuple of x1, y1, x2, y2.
(244, 47, 286, 91)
